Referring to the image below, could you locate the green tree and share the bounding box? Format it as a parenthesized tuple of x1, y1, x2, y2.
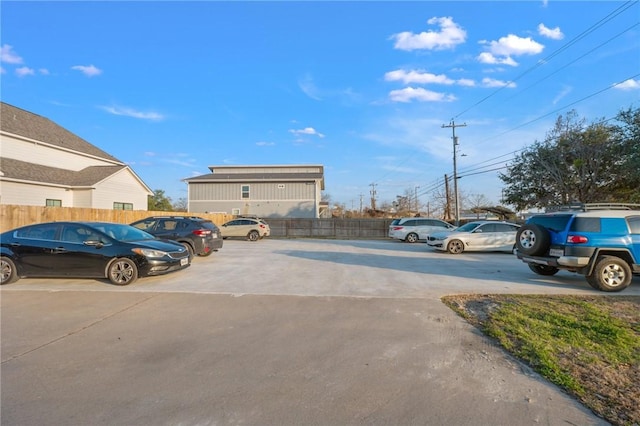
(609, 107, 640, 202)
(148, 189, 173, 211)
(499, 108, 639, 210)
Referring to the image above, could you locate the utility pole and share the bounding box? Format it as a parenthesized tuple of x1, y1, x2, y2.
(359, 193, 363, 216)
(444, 174, 451, 221)
(369, 183, 377, 211)
(442, 120, 467, 226)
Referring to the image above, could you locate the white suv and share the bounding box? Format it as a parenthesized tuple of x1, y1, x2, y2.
(388, 217, 456, 243)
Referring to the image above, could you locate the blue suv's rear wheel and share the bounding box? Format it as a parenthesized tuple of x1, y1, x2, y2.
(586, 255, 632, 292)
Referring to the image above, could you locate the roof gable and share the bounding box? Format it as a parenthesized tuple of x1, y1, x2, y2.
(0, 102, 121, 163)
(0, 157, 127, 187)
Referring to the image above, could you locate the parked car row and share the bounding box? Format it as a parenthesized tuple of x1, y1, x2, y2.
(0, 215, 271, 286)
(391, 207, 640, 292)
(388, 217, 520, 254)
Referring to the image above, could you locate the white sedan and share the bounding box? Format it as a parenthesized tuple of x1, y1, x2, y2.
(425, 221, 520, 254)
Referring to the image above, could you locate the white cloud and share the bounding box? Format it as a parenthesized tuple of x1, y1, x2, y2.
(71, 64, 102, 77)
(481, 78, 516, 88)
(552, 86, 572, 104)
(614, 79, 640, 91)
(477, 52, 518, 66)
(1, 44, 23, 64)
(256, 141, 276, 146)
(391, 16, 466, 51)
(15, 66, 35, 77)
(388, 87, 456, 103)
(478, 34, 544, 67)
(39, 68, 50, 75)
(100, 105, 165, 121)
(289, 127, 325, 138)
(384, 69, 455, 85)
(538, 23, 564, 40)
(298, 74, 322, 100)
(457, 78, 476, 87)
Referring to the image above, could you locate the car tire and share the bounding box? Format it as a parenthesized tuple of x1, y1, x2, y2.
(585, 255, 632, 292)
(405, 233, 419, 243)
(516, 224, 550, 256)
(446, 239, 464, 254)
(528, 264, 559, 276)
(108, 258, 138, 286)
(1, 256, 19, 285)
(248, 230, 260, 242)
(181, 242, 194, 260)
(197, 250, 214, 257)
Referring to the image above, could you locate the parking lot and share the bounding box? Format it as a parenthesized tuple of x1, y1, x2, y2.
(3, 238, 635, 425)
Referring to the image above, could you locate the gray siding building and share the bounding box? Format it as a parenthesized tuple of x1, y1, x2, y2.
(185, 165, 325, 218)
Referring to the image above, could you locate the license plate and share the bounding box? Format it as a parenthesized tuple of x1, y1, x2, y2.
(180, 258, 188, 266)
(549, 249, 563, 257)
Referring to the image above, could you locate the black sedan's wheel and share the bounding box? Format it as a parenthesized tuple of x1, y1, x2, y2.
(528, 264, 559, 276)
(108, 258, 138, 286)
(405, 233, 419, 243)
(446, 239, 464, 254)
(516, 224, 550, 256)
(586, 256, 632, 292)
(1, 256, 19, 285)
(248, 230, 260, 241)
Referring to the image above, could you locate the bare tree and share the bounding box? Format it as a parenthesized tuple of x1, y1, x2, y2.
(467, 193, 491, 219)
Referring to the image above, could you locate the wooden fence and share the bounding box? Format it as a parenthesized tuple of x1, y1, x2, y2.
(0, 205, 233, 233)
(0, 205, 394, 238)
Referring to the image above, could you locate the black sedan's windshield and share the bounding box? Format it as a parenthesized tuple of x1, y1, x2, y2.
(88, 223, 156, 242)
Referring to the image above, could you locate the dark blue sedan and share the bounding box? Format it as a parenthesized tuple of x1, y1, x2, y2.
(0, 221, 190, 286)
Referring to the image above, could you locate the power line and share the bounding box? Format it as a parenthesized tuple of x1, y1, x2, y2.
(453, 0, 638, 119)
(361, 2, 639, 203)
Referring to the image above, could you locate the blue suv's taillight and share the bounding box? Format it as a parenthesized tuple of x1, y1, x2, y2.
(567, 235, 588, 244)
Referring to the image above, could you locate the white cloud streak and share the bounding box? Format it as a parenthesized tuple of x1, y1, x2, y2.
(71, 64, 102, 77)
(537, 23, 564, 40)
(478, 34, 544, 67)
(614, 79, 640, 91)
(289, 127, 325, 138)
(100, 105, 166, 121)
(15, 66, 35, 77)
(391, 16, 466, 51)
(1, 44, 23, 64)
(388, 87, 456, 103)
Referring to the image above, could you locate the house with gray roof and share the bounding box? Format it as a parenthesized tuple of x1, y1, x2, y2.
(184, 164, 325, 218)
(0, 102, 152, 209)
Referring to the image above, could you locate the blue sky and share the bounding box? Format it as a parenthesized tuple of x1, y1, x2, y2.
(2, 1, 639, 210)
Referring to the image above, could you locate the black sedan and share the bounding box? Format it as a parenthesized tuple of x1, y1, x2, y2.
(0, 221, 190, 286)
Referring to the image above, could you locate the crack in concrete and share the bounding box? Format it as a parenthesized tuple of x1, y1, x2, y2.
(1, 294, 158, 364)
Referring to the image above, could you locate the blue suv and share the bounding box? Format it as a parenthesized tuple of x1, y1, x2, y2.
(515, 206, 640, 292)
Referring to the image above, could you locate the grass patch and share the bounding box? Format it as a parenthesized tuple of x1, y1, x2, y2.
(442, 294, 640, 426)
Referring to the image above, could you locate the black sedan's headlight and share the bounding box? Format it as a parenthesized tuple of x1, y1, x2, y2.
(132, 248, 170, 258)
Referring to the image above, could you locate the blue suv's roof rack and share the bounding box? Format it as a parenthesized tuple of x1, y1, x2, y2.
(545, 203, 640, 212)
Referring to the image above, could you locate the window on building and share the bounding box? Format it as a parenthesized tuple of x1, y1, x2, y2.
(46, 199, 62, 207)
(241, 185, 250, 199)
(114, 202, 133, 210)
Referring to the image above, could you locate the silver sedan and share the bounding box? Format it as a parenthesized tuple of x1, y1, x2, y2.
(426, 221, 520, 254)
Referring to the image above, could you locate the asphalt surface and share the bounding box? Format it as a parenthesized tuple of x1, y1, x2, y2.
(4, 238, 637, 425)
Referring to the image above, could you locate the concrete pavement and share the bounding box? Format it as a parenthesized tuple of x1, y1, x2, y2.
(4, 238, 631, 425)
